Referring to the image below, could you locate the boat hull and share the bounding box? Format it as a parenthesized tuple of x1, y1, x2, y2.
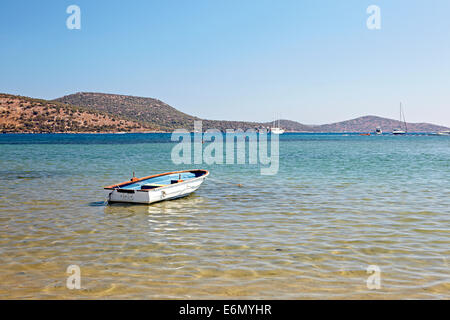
(104, 170, 209, 204)
(270, 128, 285, 134)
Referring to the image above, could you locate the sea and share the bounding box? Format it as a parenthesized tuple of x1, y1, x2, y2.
(0, 133, 448, 299)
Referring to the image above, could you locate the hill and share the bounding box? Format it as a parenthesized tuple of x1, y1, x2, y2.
(313, 115, 449, 133)
(54, 92, 200, 131)
(55, 92, 273, 131)
(2, 92, 448, 133)
(0, 94, 154, 133)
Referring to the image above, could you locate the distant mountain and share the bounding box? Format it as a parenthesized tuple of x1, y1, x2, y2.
(54, 92, 199, 131)
(313, 115, 449, 133)
(55, 92, 271, 131)
(2, 92, 448, 133)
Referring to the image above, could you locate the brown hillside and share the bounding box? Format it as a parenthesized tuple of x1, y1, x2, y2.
(55, 92, 199, 131)
(0, 94, 157, 133)
(55, 92, 276, 131)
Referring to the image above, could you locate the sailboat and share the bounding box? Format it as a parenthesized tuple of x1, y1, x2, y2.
(392, 103, 407, 135)
(270, 116, 285, 135)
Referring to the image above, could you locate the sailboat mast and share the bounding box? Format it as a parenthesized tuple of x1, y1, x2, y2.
(403, 106, 407, 133)
(400, 102, 407, 133)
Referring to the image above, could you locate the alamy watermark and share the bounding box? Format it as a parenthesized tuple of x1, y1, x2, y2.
(65, 5, 380, 31)
(66, 5, 81, 30)
(366, 265, 381, 290)
(66, 264, 81, 290)
(367, 5, 381, 30)
(171, 121, 279, 175)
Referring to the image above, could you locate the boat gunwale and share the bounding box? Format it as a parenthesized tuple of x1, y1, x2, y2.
(103, 169, 209, 191)
(134, 174, 208, 193)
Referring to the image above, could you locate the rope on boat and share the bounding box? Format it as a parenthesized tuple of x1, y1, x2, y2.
(207, 177, 243, 188)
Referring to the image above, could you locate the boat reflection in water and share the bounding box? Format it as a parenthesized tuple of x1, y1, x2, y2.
(104, 194, 206, 216)
(104, 195, 208, 272)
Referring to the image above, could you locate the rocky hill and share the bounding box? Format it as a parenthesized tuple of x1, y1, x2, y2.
(55, 92, 274, 131)
(54, 92, 200, 131)
(0, 94, 154, 133)
(54, 92, 318, 132)
(313, 115, 449, 133)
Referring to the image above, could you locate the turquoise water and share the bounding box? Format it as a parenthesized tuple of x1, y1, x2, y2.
(0, 133, 449, 299)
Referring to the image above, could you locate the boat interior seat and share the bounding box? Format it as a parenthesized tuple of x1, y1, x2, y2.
(141, 183, 166, 190)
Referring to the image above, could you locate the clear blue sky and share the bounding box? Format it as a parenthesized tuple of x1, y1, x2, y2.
(1, 0, 449, 126)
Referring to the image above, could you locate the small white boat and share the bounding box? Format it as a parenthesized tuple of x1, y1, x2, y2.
(393, 103, 408, 135)
(392, 129, 406, 135)
(375, 127, 382, 135)
(270, 114, 285, 135)
(270, 127, 285, 134)
(437, 130, 450, 136)
(104, 169, 209, 204)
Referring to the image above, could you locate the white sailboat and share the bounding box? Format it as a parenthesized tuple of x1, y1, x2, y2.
(270, 116, 285, 135)
(393, 103, 407, 135)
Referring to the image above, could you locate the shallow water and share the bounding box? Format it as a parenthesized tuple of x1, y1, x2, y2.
(0, 133, 449, 299)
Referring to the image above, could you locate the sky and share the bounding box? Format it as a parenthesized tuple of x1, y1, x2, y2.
(1, 0, 449, 126)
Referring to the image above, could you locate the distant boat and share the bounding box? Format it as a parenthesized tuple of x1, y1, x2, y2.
(360, 133, 371, 136)
(393, 103, 407, 135)
(375, 127, 382, 135)
(270, 116, 285, 135)
(392, 128, 406, 135)
(271, 127, 285, 134)
(437, 130, 450, 136)
(104, 169, 209, 204)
